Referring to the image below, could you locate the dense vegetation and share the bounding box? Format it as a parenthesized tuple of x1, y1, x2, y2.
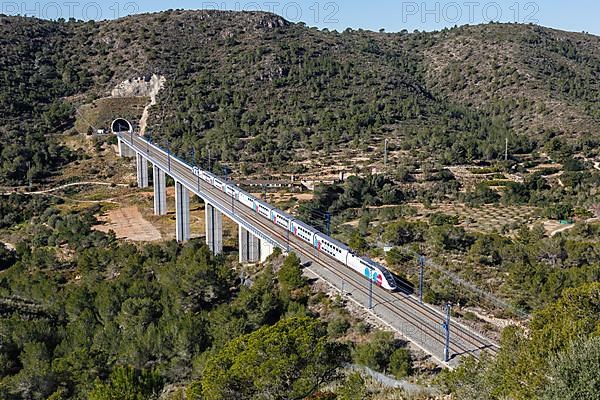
(2, 12, 600, 185)
(384, 217, 600, 311)
(0, 202, 289, 398)
(0, 194, 52, 228)
(443, 282, 600, 400)
(1, 192, 597, 398)
(339, 204, 600, 312)
(0, 17, 82, 185)
(0, 199, 418, 399)
(426, 24, 600, 135)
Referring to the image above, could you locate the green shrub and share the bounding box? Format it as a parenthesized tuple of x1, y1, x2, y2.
(352, 331, 396, 371)
(355, 322, 369, 335)
(388, 348, 412, 378)
(429, 212, 460, 226)
(327, 317, 351, 338)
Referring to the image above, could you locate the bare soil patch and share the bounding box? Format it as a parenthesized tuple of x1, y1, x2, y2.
(94, 206, 162, 241)
(544, 220, 575, 236)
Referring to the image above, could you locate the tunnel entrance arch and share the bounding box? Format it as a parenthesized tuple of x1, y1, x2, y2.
(111, 118, 133, 134)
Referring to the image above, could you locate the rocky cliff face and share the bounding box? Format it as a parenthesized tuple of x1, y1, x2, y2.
(111, 74, 166, 135)
(111, 74, 166, 99)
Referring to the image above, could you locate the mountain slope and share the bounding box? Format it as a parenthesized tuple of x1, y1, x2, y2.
(0, 11, 599, 185)
(423, 23, 600, 138)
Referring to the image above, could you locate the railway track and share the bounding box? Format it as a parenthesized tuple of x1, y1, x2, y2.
(205, 185, 499, 361)
(129, 134, 500, 366)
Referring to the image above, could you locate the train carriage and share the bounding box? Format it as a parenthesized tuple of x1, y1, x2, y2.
(271, 209, 293, 231)
(200, 171, 214, 185)
(347, 253, 397, 291)
(314, 233, 349, 265)
(189, 165, 397, 292)
(224, 184, 238, 198)
(254, 199, 273, 219)
(291, 220, 318, 245)
(238, 190, 256, 210)
(213, 178, 226, 192)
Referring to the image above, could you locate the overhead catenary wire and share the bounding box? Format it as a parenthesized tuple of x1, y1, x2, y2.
(296, 205, 332, 227)
(296, 200, 528, 317)
(395, 246, 528, 317)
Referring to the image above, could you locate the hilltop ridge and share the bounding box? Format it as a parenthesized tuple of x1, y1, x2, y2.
(1, 10, 599, 184)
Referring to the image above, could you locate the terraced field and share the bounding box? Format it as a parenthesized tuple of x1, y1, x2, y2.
(412, 203, 538, 233)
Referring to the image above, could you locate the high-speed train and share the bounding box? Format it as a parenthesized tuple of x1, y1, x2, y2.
(192, 167, 398, 291)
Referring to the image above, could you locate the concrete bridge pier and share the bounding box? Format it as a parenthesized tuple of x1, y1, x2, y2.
(153, 165, 167, 216)
(260, 239, 274, 262)
(239, 226, 260, 264)
(175, 181, 190, 242)
(205, 203, 223, 254)
(136, 153, 149, 188)
(117, 137, 136, 157)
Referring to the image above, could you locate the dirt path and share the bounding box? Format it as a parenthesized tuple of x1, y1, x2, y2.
(1, 181, 131, 204)
(8, 181, 129, 195)
(4, 181, 164, 242)
(94, 206, 162, 241)
(544, 171, 564, 187)
(348, 364, 439, 396)
(549, 223, 575, 236)
(138, 76, 165, 135)
(111, 74, 165, 135)
(546, 217, 598, 237)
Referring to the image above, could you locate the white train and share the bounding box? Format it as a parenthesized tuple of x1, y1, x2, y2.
(191, 167, 397, 291)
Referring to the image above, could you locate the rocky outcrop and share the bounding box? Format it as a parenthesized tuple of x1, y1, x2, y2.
(112, 74, 166, 135)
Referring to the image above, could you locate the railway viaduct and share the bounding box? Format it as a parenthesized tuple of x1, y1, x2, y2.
(114, 118, 276, 263)
(112, 118, 499, 368)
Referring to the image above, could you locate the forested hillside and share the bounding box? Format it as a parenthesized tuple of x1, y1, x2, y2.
(0, 197, 412, 399)
(1, 11, 599, 185)
(1, 10, 599, 400)
(425, 24, 600, 136)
